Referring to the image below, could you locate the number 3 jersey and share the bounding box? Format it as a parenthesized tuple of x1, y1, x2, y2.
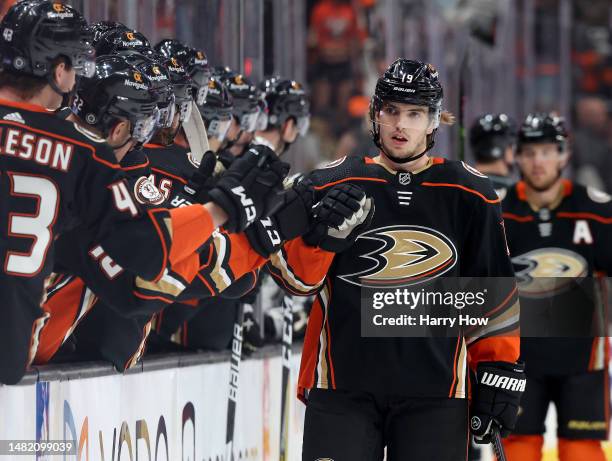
(501, 180, 612, 375)
(0, 100, 214, 383)
(266, 155, 521, 400)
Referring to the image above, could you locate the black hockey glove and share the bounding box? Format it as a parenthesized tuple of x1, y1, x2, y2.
(208, 144, 290, 232)
(470, 361, 526, 444)
(304, 183, 374, 253)
(182, 150, 217, 203)
(244, 179, 315, 257)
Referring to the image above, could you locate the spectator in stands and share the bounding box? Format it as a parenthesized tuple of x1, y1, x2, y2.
(572, 95, 612, 192)
(308, 0, 364, 119)
(335, 94, 377, 159)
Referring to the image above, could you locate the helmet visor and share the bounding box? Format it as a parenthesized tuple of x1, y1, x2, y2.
(72, 48, 96, 78)
(133, 108, 160, 143)
(296, 115, 310, 136)
(255, 108, 268, 131)
(239, 110, 259, 133)
(208, 116, 232, 141)
(378, 104, 434, 131)
(195, 84, 208, 106)
(178, 100, 192, 123)
(158, 94, 176, 128)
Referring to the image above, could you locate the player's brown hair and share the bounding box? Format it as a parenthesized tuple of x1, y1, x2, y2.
(440, 111, 455, 125)
(0, 56, 71, 100)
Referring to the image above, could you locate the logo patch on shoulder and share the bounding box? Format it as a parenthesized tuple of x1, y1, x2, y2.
(461, 161, 488, 178)
(587, 187, 611, 204)
(133, 177, 165, 205)
(338, 225, 458, 288)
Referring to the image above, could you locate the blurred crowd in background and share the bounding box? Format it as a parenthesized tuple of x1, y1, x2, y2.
(1, 0, 610, 187)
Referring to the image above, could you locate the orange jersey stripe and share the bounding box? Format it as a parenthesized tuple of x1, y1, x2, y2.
(422, 182, 501, 204)
(313, 177, 388, 190)
(502, 213, 534, 222)
(556, 212, 612, 224)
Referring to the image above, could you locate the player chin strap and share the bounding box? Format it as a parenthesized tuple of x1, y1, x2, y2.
(381, 148, 428, 164)
(47, 74, 72, 99)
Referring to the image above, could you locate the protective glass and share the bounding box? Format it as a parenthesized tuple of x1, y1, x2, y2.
(378, 104, 434, 130)
(132, 108, 160, 143)
(158, 94, 176, 128)
(239, 110, 259, 133)
(208, 116, 232, 141)
(296, 115, 310, 136)
(178, 100, 193, 123)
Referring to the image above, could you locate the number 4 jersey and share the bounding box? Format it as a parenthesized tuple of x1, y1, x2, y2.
(0, 99, 214, 384)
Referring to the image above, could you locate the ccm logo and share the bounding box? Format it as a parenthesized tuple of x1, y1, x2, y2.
(231, 186, 256, 224)
(480, 372, 526, 392)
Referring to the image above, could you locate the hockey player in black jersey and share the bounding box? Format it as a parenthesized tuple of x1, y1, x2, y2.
(469, 113, 517, 191)
(501, 113, 612, 461)
(0, 1, 288, 384)
(265, 59, 525, 460)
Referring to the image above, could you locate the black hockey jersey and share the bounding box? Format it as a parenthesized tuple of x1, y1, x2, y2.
(501, 180, 612, 374)
(0, 99, 172, 383)
(267, 155, 520, 400)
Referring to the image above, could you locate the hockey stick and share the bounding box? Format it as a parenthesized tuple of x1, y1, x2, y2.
(183, 101, 210, 163)
(279, 295, 294, 461)
(225, 302, 246, 461)
(491, 427, 506, 461)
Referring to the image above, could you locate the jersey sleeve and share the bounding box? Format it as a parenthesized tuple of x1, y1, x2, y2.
(178, 230, 268, 300)
(73, 143, 216, 282)
(266, 236, 335, 296)
(459, 184, 520, 369)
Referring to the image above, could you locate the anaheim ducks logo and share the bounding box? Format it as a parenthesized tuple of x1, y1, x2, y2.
(339, 225, 457, 288)
(512, 248, 588, 298)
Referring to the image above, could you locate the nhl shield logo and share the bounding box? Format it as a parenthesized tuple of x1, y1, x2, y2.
(399, 172, 411, 185)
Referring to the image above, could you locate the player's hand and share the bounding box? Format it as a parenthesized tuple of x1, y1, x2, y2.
(470, 361, 526, 444)
(182, 150, 217, 203)
(245, 179, 315, 257)
(208, 144, 290, 232)
(304, 183, 374, 253)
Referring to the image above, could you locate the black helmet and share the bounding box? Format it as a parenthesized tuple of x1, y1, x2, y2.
(370, 59, 443, 155)
(90, 20, 128, 44)
(469, 113, 516, 162)
(72, 55, 160, 143)
(94, 28, 150, 56)
(259, 76, 310, 136)
(199, 76, 233, 140)
(214, 66, 260, 133)
(154, 39, 211, 105)
(0, 1, 95, 78)
(161, 54, 193, 123)
(517, 113, 568, 153)
(182, 46, 211, 105)
(116, 49, 175, 128)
